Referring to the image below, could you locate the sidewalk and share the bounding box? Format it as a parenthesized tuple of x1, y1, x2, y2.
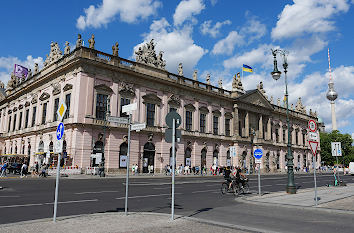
(240, 183, 354, 213)
(1, 212, 248, 233)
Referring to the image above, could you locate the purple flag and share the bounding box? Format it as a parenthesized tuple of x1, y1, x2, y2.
(14, 64, 28, 78)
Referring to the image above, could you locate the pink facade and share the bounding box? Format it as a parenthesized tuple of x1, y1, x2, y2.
(0, 41, 321, 174)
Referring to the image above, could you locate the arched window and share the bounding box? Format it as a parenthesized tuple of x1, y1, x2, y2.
(38, 141, 44, 153)
(49, 141, 54, 153)
(119, 142, 128, 168)
(213, 149, 218, 167)
(28, 144, 31, 156)
(184, 147, 191, 166)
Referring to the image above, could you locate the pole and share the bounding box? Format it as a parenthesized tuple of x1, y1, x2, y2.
(336, 156, 340, 181)
(313, 154, 318, 206)
(125, 114, 132, 215)
(53, 152, 61, 222)
(171, 118, 176, 221)
(258, 163, 261, 196)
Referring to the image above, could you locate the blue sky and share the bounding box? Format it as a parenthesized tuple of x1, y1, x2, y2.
(1, 0, 354, 135)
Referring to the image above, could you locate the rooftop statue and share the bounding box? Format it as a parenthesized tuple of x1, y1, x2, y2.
(277, 98, 280, 106)
(257, 81, 266, 95)
(88, 34, 95, 49)
(232, 72, 244, 91)
(27, 69, 32, 79)
(6, 72, 17, 90)
(270, 96, 273, 104)
(295, 97, 306, 113)
(178, 63, 183, 76)
(112, 42, 119, 56)
(135, 39, 166, 69)
(206, 74, 211, 85)
(64, 41, 70, 55)
(34, 63, 39, 74)
(76, 34, 82, 48)
(218, 78, 223, 88)
(193, 70, 198, 81)
(44, 42, 63, 67)
(0, 81, 4, 89)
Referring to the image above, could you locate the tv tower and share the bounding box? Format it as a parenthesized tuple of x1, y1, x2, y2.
(326, 48, 338, 131)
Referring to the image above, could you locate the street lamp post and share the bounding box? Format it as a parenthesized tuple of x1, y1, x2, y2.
(100, 97, 111, 177)
(250, 128, 256, 174)
(271, 49, 296, 194)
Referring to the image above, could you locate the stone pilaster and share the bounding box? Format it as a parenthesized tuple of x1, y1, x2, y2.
(233, 104, 239, 137)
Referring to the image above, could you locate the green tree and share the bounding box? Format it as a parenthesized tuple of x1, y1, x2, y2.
(320, 130, 354, 166)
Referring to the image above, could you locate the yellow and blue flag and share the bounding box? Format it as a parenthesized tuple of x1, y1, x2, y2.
(242, 64, 253, 73)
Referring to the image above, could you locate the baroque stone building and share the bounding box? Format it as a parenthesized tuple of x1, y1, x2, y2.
(0, 35, 321, 173)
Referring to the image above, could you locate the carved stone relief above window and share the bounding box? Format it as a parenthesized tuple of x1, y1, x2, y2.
(184, 103, 196, 112)
(31, 94, 38, 104)
(63, 83, 73, 92)
(119, 82, 135, 98)
(39, 92, 50, 101)
(94, 84, 113, 95)
(225, 112, 233, 119)
(52, 83, 61, 95)
(142, 93, 162, 106)
(18, 104, 23, 110)
(13, 107, 18, 112)
(168, 94, 181, 108)
(25, 101, 30, 107)
(199, 106, 209, 114)
(8, 109, 12, 114)
(212, 109, 221, 117)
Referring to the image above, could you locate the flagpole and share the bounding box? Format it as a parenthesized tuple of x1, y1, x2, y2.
(242, 65, 244, 80)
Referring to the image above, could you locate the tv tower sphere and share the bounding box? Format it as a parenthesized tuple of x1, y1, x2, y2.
(326, 82, 338, 101)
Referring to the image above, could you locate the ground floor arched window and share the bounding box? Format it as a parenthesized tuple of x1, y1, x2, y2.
(143, 142, 155, 173)
(201, 148, 207, 168)
(226, 150, 231, 167)
(184, 147, 191, 167)
(119, 142, 128, 168)
(213, 149, 218, 167)
(91, 140, 103, 167)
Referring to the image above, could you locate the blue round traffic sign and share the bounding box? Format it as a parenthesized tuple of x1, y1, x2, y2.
(254, 149, 263, 159)
(56, 123, 64, 140)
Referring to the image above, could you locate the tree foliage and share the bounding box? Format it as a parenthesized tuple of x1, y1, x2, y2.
(320, 130, 354, 166)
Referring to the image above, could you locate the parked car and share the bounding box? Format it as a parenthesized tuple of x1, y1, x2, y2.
(349, 162, 354, 175)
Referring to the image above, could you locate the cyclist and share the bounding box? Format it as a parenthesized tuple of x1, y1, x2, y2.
(224, 166, 233, 190)
(235, 167, 247, 188)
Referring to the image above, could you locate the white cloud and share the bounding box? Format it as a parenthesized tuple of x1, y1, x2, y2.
(212, 31, 244, 55)
(240, 18, 267, 43)
(76, 0, 162, 30)
(210, 0, 218, 6)
(223, 44, 273, 69)
(272, 0, 350, 40)
(135, 18, 207, 77)
(200, 20, 231, 38)
(173, 0, 205, 26)
(0, 55, 43, 84)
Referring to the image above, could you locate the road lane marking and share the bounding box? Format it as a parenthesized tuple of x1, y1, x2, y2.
(75, 191, 120, 195)
(0, 195, 20, 198)
(115, 193, 181, 200)
(191, 189, 216, 194)
(0, 199, 98, 209)
(153, 187, 172, 190)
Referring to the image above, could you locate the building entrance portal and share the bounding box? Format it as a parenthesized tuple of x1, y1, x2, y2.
(143, 142, 155, 173)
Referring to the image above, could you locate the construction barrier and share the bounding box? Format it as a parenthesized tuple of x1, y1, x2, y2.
(85, 167, 99, 175)
(48, 167, 81, 175)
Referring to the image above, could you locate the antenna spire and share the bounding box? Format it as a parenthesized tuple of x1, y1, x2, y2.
(328, 48, 332, 82)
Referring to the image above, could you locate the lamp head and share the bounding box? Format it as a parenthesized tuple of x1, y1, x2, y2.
(271, 70, 281, 80)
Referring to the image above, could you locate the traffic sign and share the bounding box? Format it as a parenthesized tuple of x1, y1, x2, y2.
(165, 128, 181, 143)
(107, 116, 129, 124)
(56, 123, 64, 140)
(255, 158, 262, 164)
(122, 103, 137, 113)
(57, 101, 67, 122)
(308, 132, 319, 141)
(131, 123, 146, 131)
(308, 119, 317, 132)
(254, 149, 263, 159)
(55, 139, 63, 153)
(331, 142, 342, 157)
(166, 111, 181, 128)
(309, 141, 318, 157)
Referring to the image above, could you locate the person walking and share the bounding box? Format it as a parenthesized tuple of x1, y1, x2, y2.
(1, 162, 8, 177)
(20, 163, 28, 178)
(39, 164, 47, 178)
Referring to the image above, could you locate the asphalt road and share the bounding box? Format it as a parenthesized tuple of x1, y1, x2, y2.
(1, 173, 354, 233)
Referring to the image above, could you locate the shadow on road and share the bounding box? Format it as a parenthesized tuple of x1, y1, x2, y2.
(187, 207, 213, 218)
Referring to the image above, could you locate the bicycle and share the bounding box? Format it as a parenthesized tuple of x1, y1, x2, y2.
(238, 178, 250, 194)
(221, 179, 240, 196)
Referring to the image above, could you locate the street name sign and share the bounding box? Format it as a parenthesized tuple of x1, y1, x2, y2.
(122, 103, 137, 113)
(107, 116, 129, 124)
(57, 101, 67, 122)
(131, 123, 146, 131)
(331, 142, 342, 157)
(308, 119, 317, 132)
(309, 141, 318, 157)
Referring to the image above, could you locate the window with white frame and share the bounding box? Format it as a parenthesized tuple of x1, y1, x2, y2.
(146, 103, 155, 127)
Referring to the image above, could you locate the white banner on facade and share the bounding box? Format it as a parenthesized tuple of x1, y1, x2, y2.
(226, 159, 231, 166)
(185, 158, 191, 166)
(120, 155, 127, 167)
